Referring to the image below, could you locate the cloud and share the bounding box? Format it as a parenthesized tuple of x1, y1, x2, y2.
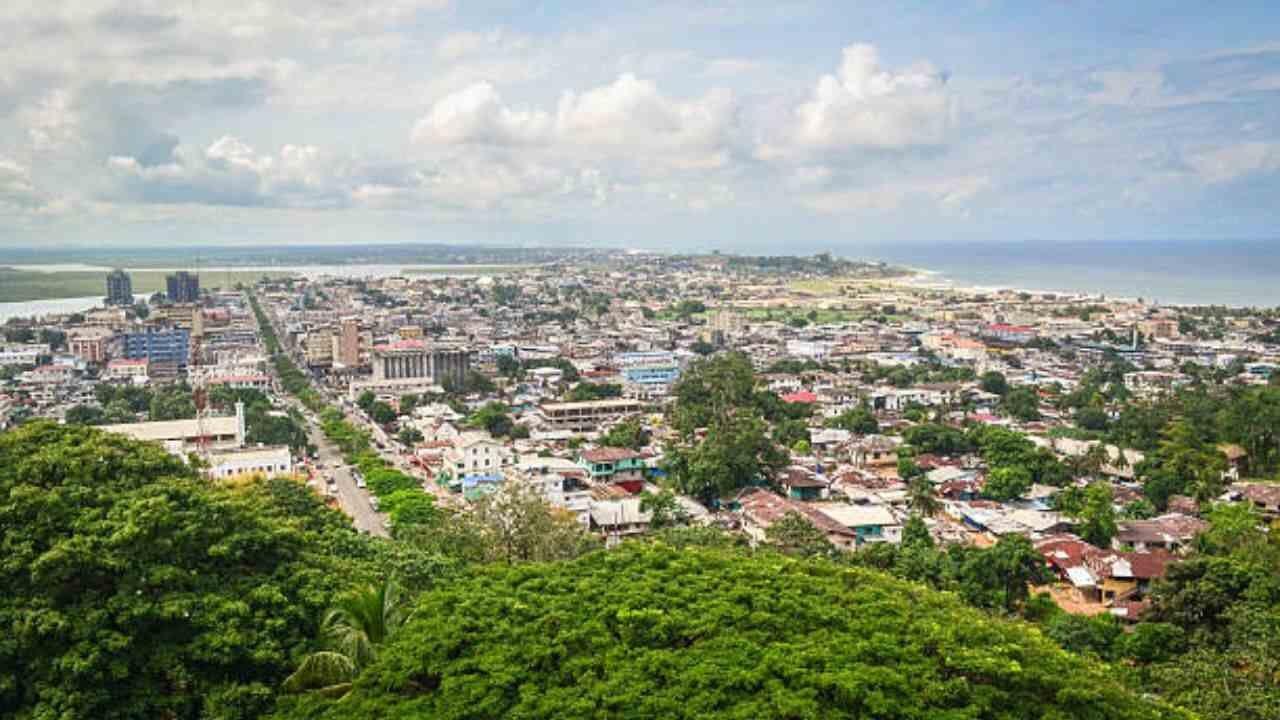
(792, 44, 949, 150)
(411, 82, 553, 146)
(413, 74, 734, 159)
(1188, 142, 1280, 184)
(106, 136, 347, 208)
(0, 157, 48, 210)
(802, 174, 990, 214)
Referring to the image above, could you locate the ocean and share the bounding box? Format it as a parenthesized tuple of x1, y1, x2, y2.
(850, 239, 1280, 308)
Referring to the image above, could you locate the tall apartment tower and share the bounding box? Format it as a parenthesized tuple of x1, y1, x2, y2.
(105, 269, 134, 306)
(337, 317, 361, 367)
(166, 271, 200, 303)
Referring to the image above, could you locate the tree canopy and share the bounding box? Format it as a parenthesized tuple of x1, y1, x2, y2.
(271, 544, 1185, 720)
(0, 422, 399, 720)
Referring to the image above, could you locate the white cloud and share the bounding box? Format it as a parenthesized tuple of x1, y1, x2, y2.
(802, 174, 989, 214)
(1188, 142, 1280, 184)
(0, 156, 47, 210)
(106, 136, 346, 208)
(792, 43, 948, 150)
(411, 82, 553, 146)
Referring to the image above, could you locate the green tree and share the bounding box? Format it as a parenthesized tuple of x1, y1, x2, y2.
(600, 418, 651, 450)
(271, 545, 1182, 720)
(666, 413, 788, 505)
(1079, 482, 1118, 547)
(284, 581, 409, 698)
(980, 370, 1009, 396)
(0, 423, 375, 720)
(983, 465, 1033, 501)
(766, 511, 834, 558)
(469, 402, 514, 438)
(824, 405, 879, 434)
(640, 490, 689, 529)
(907, 476, 940, 517)
(1002, 386, 1042, 421)
(64, 403, 105, 425)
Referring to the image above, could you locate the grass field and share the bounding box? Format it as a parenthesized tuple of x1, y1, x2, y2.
(0, 267, 297, 303)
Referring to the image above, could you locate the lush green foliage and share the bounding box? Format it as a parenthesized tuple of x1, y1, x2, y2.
(271, 544, 1184, 720)
(0, 422, 388, 720)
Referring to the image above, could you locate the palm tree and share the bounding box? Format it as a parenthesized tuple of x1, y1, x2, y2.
(284, 580, 408, 697)
(907, 476, 941, 518)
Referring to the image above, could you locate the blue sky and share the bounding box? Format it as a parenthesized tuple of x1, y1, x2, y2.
(0, 1, 1278, 253)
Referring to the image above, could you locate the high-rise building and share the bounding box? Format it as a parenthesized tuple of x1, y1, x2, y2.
(105, 269, 133, 306)
(337, 317, 361, 367)
(166, 271, 200, 303)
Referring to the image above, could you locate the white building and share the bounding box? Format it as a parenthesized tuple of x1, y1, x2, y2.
(206, 445, 293, 479)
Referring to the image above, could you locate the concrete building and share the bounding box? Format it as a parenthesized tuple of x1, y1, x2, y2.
(68, 328, 113, 364)
(122, 328, 190, 367)
(0, 344, 47, 367)
(337, 316, 361, 367)
(166, 271, 200, 303)
(206, 445, 293, 479)
(371, 341, 470, 387)
(102, 402, 246, 455)
(538, 398, 644, 432)
(305, 328, 334, 367)
(105, 269, 133, 306)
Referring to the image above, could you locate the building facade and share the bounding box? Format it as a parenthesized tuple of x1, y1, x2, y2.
(166, 271, 200, 303)
(122, 328, 190, 367)
(105, 269, 134, 306)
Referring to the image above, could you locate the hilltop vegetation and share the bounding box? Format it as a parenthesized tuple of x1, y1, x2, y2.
(0, 422, 1238, 720)
(273, 544, 1182, 720)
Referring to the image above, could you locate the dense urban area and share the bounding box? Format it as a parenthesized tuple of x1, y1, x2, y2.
(3, 251, 1279, 719)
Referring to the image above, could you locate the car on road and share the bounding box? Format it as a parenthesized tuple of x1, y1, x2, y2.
(369, 496, 380, 511)
(356, 477, 366, 489)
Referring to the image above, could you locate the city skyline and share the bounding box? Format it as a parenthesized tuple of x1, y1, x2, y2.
(2, 1, 1279, 250)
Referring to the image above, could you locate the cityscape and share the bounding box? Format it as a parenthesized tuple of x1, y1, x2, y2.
(3, 1, 1279, 719)
(2, 251, 1278, 717)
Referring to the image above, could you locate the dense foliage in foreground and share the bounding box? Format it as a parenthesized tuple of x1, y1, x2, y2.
(0, 423, 423, 720)
(273, 545, 1184, 720)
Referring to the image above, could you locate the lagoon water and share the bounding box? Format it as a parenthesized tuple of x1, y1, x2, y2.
(0, 264, 512, 322)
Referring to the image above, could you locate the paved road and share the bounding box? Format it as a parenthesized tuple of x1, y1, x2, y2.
(302, 409, 389, 537)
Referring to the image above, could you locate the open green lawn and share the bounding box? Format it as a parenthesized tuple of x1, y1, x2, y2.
(0, 267, 297, 303)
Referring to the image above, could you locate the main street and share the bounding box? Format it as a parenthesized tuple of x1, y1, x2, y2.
(299, 403, 389, 537)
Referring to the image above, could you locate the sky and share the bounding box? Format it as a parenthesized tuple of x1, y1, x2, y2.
(1, 0, 1279, 253)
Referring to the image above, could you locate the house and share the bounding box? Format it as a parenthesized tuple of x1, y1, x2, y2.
(589, 497, 651, 541)
(578, 447, 647, 493)
(443, 432, 512, 478)
(850, 435, 899, 468)
(814, 503, 900, 545)
(779, 466, 830, 501)
(736, 487, 857, 551)
(1113, 514, 1208, 553)
(1228, 483, 1280, 519)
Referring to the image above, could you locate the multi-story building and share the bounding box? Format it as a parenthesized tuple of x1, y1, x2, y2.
(0, 344, 48, 367)
(577, 447, 647, 494)
(166, 271, 200, 303)
(305, 328, 334, 368)
(538, 398, 644, 432)
(122, 328, 190, 367)
(105, 269, 134, 306)
(68, 328, 113, 364)
(336, 316, 361, 367)
(371, 341, 470, 387)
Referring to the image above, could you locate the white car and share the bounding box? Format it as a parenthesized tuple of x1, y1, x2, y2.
(356, 477, 367, 489)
